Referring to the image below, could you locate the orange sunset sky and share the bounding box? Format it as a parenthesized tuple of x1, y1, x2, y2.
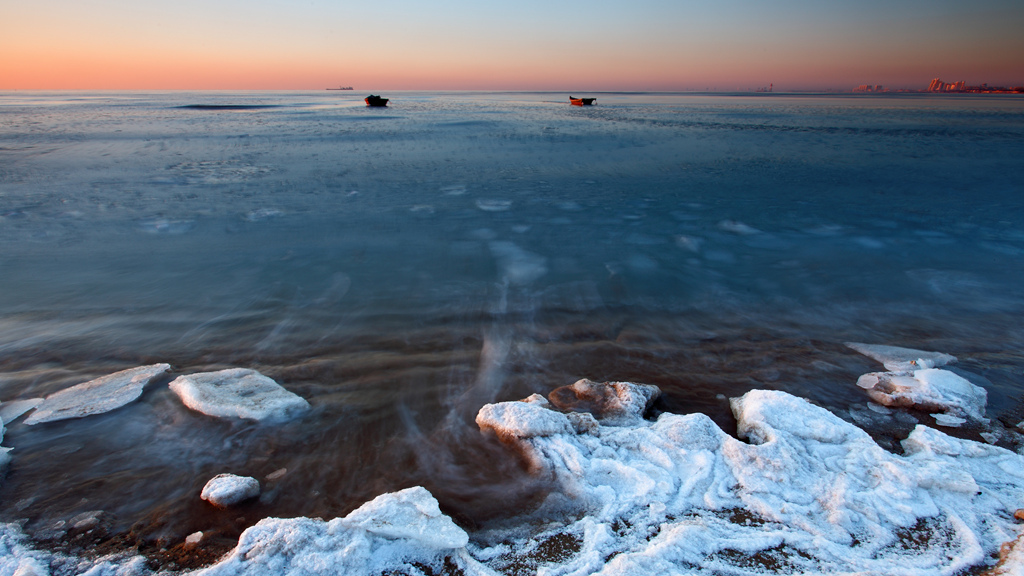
(2, 0, 1023, 91)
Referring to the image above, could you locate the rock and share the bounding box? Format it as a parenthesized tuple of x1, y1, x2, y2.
(186, 531, 204, 545)
(1015, 509, 1024, 522)
(24, 364, 171, 425)
(169, 368, 310, 422)
(846, 342, 956, 372)
(547, 379, 660, 425)
(201, 474, 260, 507)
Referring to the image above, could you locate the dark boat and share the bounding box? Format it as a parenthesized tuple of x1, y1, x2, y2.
(570, 96, 596, 106)
(327, 86, 354, 90)
(365, 95, 389, 107)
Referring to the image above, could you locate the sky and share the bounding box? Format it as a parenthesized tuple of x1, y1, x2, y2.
(2, 0, 1023, 91)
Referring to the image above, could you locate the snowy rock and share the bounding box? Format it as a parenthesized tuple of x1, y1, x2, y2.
(846, 342, 957, 372)
(169, 368, 309, 422)
(201, 474, 260, 507)
(186, 532, 204, 545)
(191, 487, 475, 576)
(23, 364, 170, 425)
(546, 379, 660, 425)
(471, 387, 1024, 575)
(341, 486, 469, 549)
(856, 368, 987, 419)
(0, 398, 43, 425)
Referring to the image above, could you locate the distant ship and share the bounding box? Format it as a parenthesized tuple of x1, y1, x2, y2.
(326, 86, 354, 90)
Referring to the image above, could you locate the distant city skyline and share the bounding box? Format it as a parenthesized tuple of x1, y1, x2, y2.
(2, 0, 1022, 91)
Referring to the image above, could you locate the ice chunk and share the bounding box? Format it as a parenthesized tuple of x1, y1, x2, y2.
(471, 387, 1024, 575)
(192, 487, 474, 576)
(476, 399, 574, 441)
(201, 474, 260, 507)
(0, 398, 43, 425)
(341, 486, 468, 549)
(857, 368, 987, 419)
(23, 364, 171, 425)
(169, 368, 309, 422)
(932, 413, 967, 427)
(846, 342, 957, 372)
(546, 379, 660, 425)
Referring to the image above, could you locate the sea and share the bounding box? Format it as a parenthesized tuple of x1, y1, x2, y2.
(1, 91, 1023, 573)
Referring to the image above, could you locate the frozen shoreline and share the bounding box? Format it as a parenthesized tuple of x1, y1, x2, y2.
(3, 368, 1023, 575)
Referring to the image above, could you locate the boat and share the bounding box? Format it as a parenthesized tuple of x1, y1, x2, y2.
(365, 95, 389, 107)
(327, 86, 354, 90)
(569, 96, 596, 106)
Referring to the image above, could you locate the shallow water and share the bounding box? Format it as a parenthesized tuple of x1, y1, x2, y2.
(1, 91, 1023, 557)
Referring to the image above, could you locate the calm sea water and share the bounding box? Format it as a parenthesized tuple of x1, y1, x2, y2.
(1, 91, 1023, 555)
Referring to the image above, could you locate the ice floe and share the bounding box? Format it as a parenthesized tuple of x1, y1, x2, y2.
(846, 342, 957, 372)
(848, 343, 987, 420)
(192, 487, 478, 576)
(201, 474, 261, 508)
(474, 382, 1024, 575)
(0, 398, 42, 425)
(23, 364, 171, 425)
(169, 368, 310, 422)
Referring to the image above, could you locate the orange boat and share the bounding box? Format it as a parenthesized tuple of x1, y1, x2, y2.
(569, 96, 596, 106)
(365, 95, 389, 107)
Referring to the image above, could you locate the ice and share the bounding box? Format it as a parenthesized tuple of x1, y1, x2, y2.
(932, 413, 967, 427)
(23, 364, 171, 425)
(1, 524, 50, 576)
(0, 398, 43, 425)
(168, 368, 310, 422)
(855, 368, 987, 419)
(201, 474, 261, 508)
(192, 487, 477, 576)
(341, 486, 469, 549)
(473, 383, 1024, 575)
(846, 342, 957, 372)
(546, 379, 660, 425)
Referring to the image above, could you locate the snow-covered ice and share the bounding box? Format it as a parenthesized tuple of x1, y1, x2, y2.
(475, 381, 1024, 575)
(848, 343, 987, 419)
(201, 474, 261, 508)
(23, 364, 171, 425)
(192, 487, 476, 576)
(169, 368, 310, 422)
